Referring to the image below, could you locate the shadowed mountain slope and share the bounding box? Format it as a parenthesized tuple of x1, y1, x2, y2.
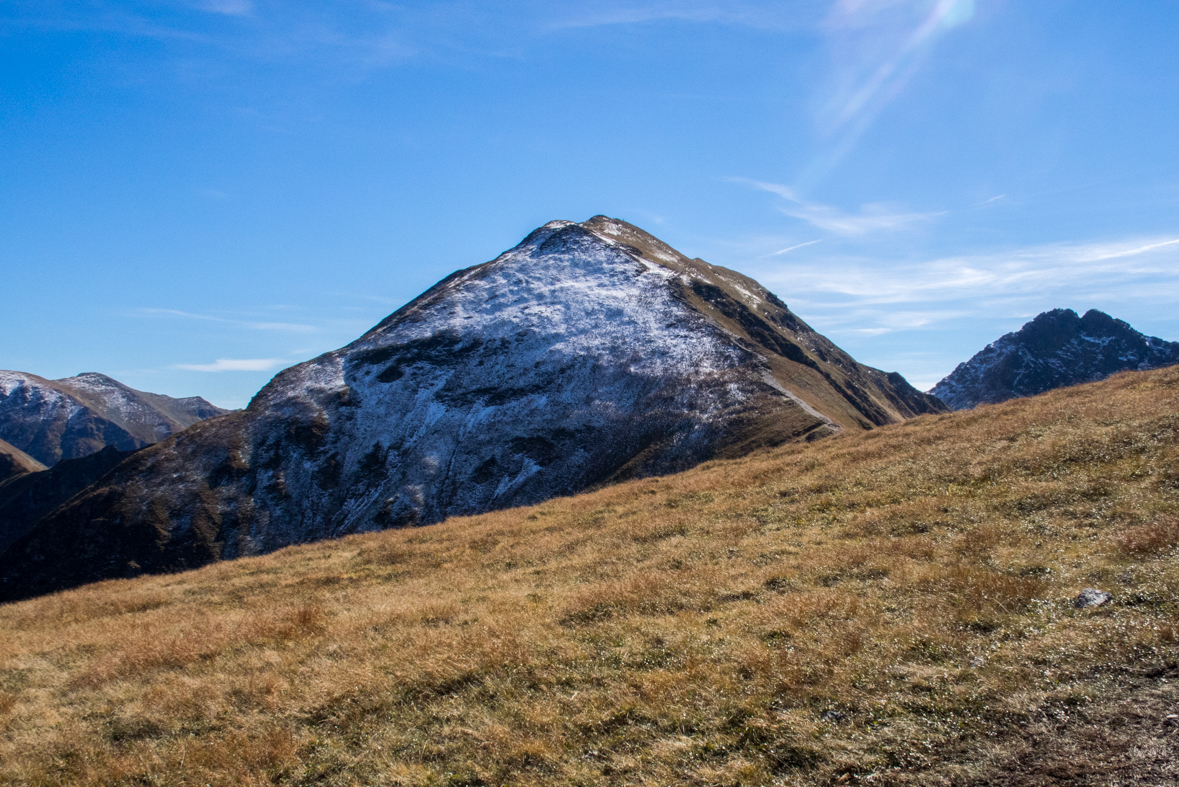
(0, 217, 944, 600)
(0, 446, 136, 554)
(0, 439, 46, 484)
(931, 308, 1179, 409)
(0, 371, 228, 466)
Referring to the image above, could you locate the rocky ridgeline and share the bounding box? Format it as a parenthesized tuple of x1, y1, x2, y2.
(931, 309, 1179, 410)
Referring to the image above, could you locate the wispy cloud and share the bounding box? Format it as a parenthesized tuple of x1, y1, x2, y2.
(766, 239, 823, 256)
(174, 358, 285, 372)
(822, 0, 975, 130)
(194, 0, 253, 16)
(0, 4, 217, 44)
(545, 2, 815, 31)
(138, 308, 317, 333)
(755, 235, 1179, 318)
(778, 201, 943, 235)
(1090, 238, 1179, 260)
(1, 2, 417, 73)
(799, 307, 969, 335)
(736, 178, 944, 235)
(796, 0, 976, 182)
(550, 6, 725, 28)
(1, 1, 799, 88)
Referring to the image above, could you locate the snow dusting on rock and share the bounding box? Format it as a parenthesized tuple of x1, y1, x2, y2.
(0, 370, 229, 465)
(930, 309, 1179, 410)
(0, 217, 945, 599)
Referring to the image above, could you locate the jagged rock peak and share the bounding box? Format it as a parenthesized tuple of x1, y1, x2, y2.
(930, 308, 1179, 410)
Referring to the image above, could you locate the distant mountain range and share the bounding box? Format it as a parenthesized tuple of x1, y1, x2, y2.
(0, 373, 225, 564)
(0, 216, 945, 600)
(0, 371, 228, 467)
(931, 309, 1179, 410)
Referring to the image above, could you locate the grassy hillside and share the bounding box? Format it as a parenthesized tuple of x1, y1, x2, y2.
(2, 367, 1177, 786)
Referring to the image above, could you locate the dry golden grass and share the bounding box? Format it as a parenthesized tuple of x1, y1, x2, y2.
(3, 367, 1179, 786)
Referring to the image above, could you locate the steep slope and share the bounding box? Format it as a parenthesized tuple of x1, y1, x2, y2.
(931, 308, 1179, 409)
(0, 217, 944, 599)
(0, 370, 228, 466)
(0, 438, 46, 484)
(0, 446, 136, 554)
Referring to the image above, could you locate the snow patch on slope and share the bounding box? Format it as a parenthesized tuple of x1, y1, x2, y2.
(235, 222, 780, 544)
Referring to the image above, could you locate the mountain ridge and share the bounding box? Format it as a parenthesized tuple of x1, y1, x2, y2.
(0, 216, 945, 601)
(0, 438, 46, 484)
(0, 445, 137, 553)
(931, 308, 1179, 409)
(0, 370, 229, 466)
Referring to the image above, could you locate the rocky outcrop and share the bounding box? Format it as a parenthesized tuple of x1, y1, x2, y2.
(931, 309, 1179, 410)
(1073, 588, 1113, 609)
(0, 371, 228, 466)
(0, 217, 945, 601)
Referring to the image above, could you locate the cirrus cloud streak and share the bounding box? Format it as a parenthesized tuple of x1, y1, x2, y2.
(173, 358, 285, 372)
(735, 177, 945, 235)
(137, 307, 317, 333)
(764, 236, 1179, 308)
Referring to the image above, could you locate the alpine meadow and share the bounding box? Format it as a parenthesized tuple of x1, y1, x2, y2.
(2, 366, 1177, 786)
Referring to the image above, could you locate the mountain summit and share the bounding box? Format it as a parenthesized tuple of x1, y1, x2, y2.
(931, 308, 1179, 409)
(0, 217, 944, 599)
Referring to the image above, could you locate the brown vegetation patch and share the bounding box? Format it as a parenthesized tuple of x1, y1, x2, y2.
(1114, 516, 1179, 555)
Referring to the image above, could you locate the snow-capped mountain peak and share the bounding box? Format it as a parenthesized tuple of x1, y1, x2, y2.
(0, 370, 228, 466)
(0, 217, 945, 600)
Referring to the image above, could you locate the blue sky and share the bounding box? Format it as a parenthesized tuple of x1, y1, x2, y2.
(3, 0, 1178, 407)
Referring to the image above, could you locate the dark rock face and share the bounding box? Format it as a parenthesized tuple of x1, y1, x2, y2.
(0, 217, 945, 601)
(931, 309, 1179, 410)
(0, 371, 228, 466)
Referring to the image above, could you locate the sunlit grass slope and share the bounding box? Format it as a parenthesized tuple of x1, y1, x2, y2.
(2, 367, 1178, 786)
